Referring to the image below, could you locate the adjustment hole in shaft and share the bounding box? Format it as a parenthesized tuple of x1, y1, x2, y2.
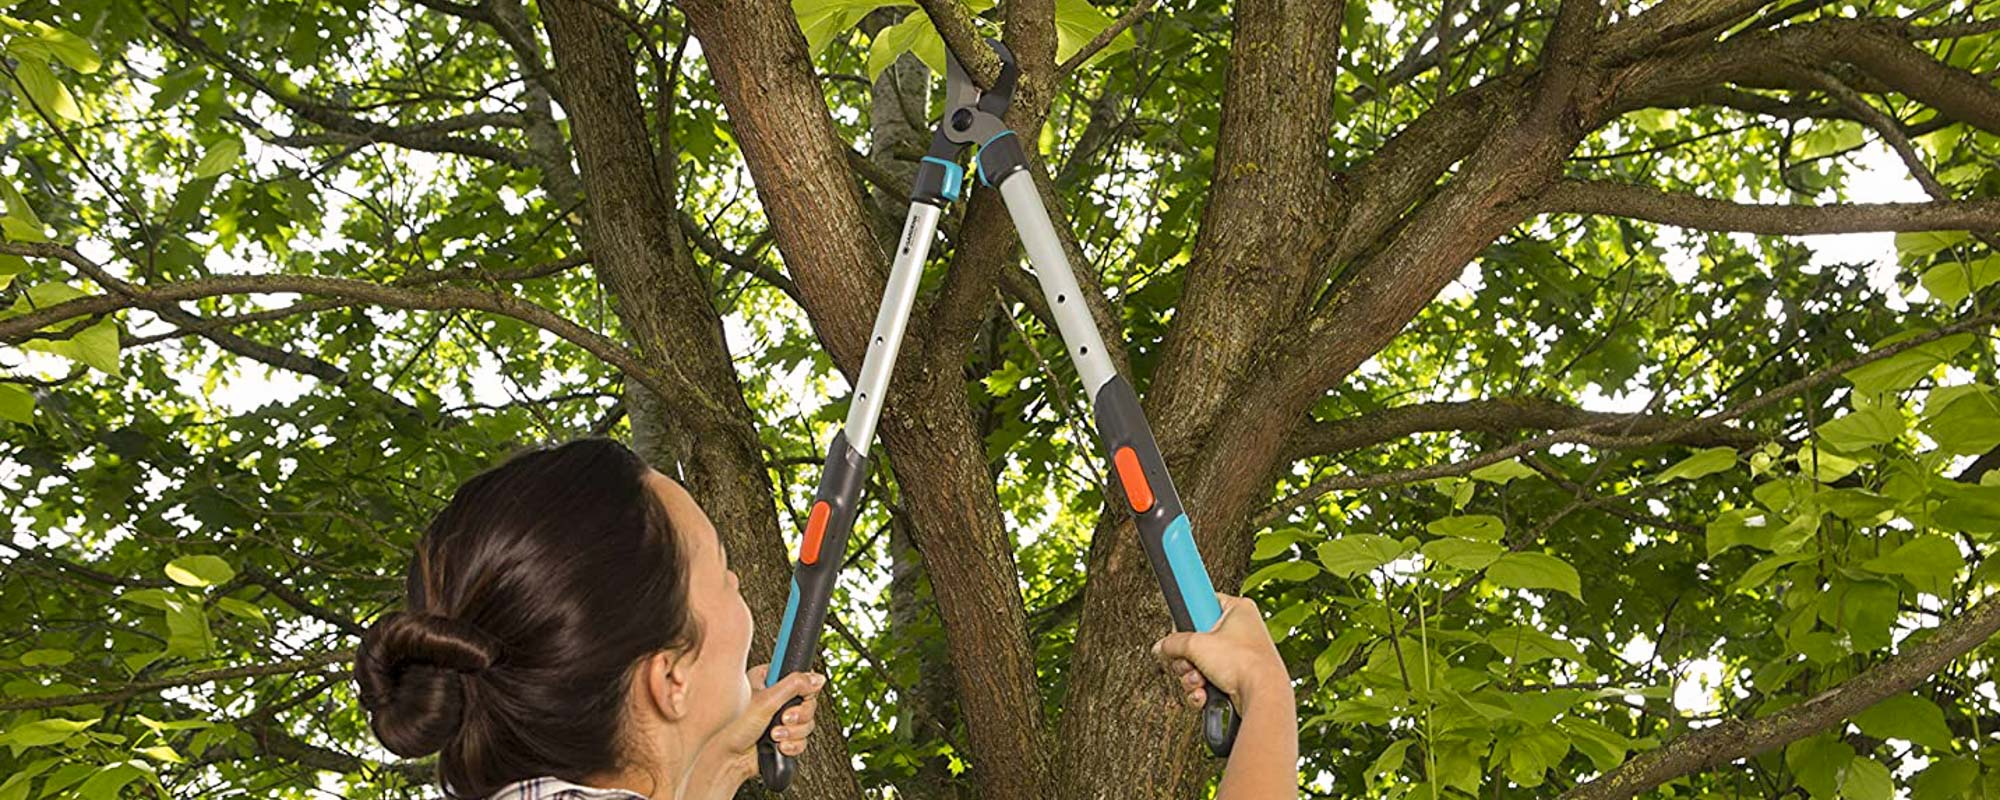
(1057, 294, 1065, 304)
(1081, 346, 1089, 355)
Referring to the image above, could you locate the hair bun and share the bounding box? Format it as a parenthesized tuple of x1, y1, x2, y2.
(354, 611, 502, 757)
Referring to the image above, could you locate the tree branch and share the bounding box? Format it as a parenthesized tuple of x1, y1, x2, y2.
(1284, 397, 1762, 464)
(1056, 0, 1155, 76)
(1831, 23, 2000, 136)
(0, 242, 706, 419)
(1595, 0, 1774, 64)
(1256, 309, 2000, 528)
(0, 651, 353, 712)
(1537, 179, 2000, 234)
(1814, 71, 2000, 249)
(676, 212, 803, 305)
(1560, 592, 2000, 799)
(914, 0, 1002, 88)
(150, 15, 538, 169)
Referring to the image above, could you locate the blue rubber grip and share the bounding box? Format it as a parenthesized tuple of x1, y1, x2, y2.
(1162, 514, 1223, 632)
(920, 156, 964, 202)
(976, 130, 1016, 186)
(766, 578, 802, 687)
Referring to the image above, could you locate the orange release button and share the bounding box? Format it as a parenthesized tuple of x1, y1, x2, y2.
(801, 501, 831, 564)
(1113, 447, 1155, 513)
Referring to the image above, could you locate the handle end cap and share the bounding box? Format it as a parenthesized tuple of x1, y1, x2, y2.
(1202, 694, 1240, 758)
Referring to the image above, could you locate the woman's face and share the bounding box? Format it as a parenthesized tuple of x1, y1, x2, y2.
(646, 470, 755, 738)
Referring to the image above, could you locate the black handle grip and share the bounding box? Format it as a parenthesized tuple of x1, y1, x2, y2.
(757, 696, 806, 790)
(757, 433, 868, 792)
(1090, 375, 1242, 759)
(1202, 691, 1240, 756)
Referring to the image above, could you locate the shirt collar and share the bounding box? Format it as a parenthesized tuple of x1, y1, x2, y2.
(484, 776, 651, 800)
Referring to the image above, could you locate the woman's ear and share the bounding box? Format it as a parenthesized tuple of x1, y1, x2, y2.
(641, 650, 692, 721)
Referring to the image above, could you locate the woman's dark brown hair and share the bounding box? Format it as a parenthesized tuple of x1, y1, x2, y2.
(354, 438, 699, 798)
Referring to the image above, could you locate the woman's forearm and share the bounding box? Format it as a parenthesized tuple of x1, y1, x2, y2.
(1214, 681, 1300, 800)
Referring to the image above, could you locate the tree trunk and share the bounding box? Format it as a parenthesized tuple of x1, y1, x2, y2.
(676, 2, 1056, 796)
(538, 2, 867, 798)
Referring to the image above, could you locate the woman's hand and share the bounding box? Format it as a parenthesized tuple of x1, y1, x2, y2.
(1150, 594, 1289, 710)
(688, 665, 823, 794)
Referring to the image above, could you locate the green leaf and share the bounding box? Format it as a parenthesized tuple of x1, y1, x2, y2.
(1912, 757, 1978, 800)
(17, 316, 121, 375)
(0, 382, 32, 423)
(164, 597, 213, 658)
(1798, 119, 1864, 159)
(1240, 560, 1319, 590)
(36, 763, 95, 798)
(75, 764, 142, 800)
(1503, 726, 1569, 787)
(1053, 0, 1134, 66)
(18, 648, 71, 666)
(867, 12, 929, 79)
(1833, 579, 1899, 653)
(1920, 256, 2000, 305)
(1368, 739, 1412, 778)
(1857, 535, 1962, 581)
(1312, 628, 1366, 684)
(1795, 448, 1862, 484)
(0, 175, 45, 238)
(1936, 489, 2000, 533)
(136, 745, 184, 764)
(1251, 528, 1309, 560)
(164, 554, 235, 588)
(1786, 734, 1854, 799)
(0, 717, 99, 747)
(1263, 601, 1313, 642)
(1486, 552, 1582, 599)
(1486, 625, 1583, 662)
(1654, 447, 1736, 483)
(1708, 508, 1774, 556)
(1817, 406, 1903, 450)
(12, 55, 80, 120)
(0, 774, 29, 800)
(1425, 514, 1505, 541)
(1895, 230, 1970, 260)
(216, 596, 269, 627)
(117, 589, 179, 613)
(1844, 333, 1972, 396)
(0, 252, 23, 289)
(1468, 459, 1538, 484)
(1839, 757, 1892, 800)
(1559, 717, 1629, 772)
(862, 1, 995, 77)
(0, 759, 56, 800)
(1924, 385, 2000, 454)
(1316, 534, 1407, 578)
(122, 649, 165, 674)
(1815, 488, 1896, 521)
(1421, 538, 1504, 571)
(794, 0, 903, 56)
(33, 22, 100, 73)
(1731, 550, 1814, 593)
(192, 138, 244, 180)
(1852, 693, 1955, 751)
(134, 715, 212, 733)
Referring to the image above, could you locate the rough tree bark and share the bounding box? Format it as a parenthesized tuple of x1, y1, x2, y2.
(660, 0, 2000, 797)
(674, 2, 1057, 796)
(537, 1, 867, 797)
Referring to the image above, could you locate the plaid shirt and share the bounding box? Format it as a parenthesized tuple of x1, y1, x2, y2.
(484, 777, 649, 800)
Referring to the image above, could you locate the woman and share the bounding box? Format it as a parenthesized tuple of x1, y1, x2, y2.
(355, 438, 1297, 798)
